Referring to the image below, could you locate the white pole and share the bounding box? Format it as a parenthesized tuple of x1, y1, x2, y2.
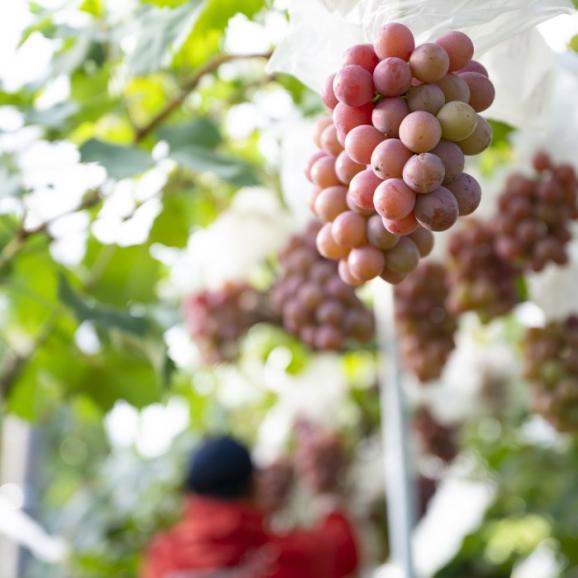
(374, 281, 416, 578)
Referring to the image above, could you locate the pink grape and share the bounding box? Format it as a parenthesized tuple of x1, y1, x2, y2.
(385, 237, 420, 273)
(344, 43, 379, 73)
(410, 43, 450, 83)
(311, 155, 340, 188)
(406, 84, 445, 114)
(414, 186, 459, 231)
(436, 31, 474, 72)
(410, 227, 435, 257)
(372, 97, 410, 137)
(320, 124, 344, 156)
(374, 178, 417, 220)
(399, 111, 442, 153)
(367, 214, 400, 250)
(446, 173, 482, 216)
(314, 186, 348, 221)
(316, 223, 349, 259)
(459, 60, 488, 77)
(348, 246, 386, 281)
(305, 151, 327, 182)
(347, 194, 375, 216)
(374, 23, 415, 61)
(384, 212, 419, 235)
(333, 103, 373, 143)
(459, 115, 492, 155)
(459, 72, 495, 112)
(431, 140, 465, 184)
(338, 259, 363, 286)
(345, 125, 385, 165)
(437, 101, 478, 142)
(322, 74, 338, 109)
(335, 151, 364, 184)
(332, 211, 367, 248)
(403, 153, 446, 194)
(349, 169, 382, 211)
(381, 267, 407, 284)
(371, 138, 413, 180)
(313, 117, 333, 148)
(435, 74, 470, 103)
(373, 57, 412, 97)
(333, 65, 375, 107)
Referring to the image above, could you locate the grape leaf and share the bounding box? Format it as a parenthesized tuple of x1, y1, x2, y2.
(79, 139, 154, 179)
(569, 34, 578, 53)
(157, 117, 222, 150)
(58, 274, 150, 336)
(80, 0, 104, 16)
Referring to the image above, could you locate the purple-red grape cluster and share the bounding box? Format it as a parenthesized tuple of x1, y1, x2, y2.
(524, 316, 578, 433)
(295, 424, 347, 493)
(394, 262, 457, 382)
(256, 458, 295, 514)
(413, 407, 459, 463)
(306, 23, 494, 286)
(493, 152, 578, 272)
(271, 222, 375, 351)
(447, 219, 522, 322)
(183, 283, 265, 364)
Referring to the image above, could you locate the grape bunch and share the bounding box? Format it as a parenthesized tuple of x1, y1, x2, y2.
(271, 222, 375, 351)
(493, 152, 578, 272)
(256, 458, 294, 514)
(417, 475, 439, 518)
(394, 262, 457, 382)
(413, 407, 459, 464)
(307, 23, 494, 286)
(447, 219, 522, 322)
(183, 282, 265, 364)
(524, 316, 578, 433)
(295, 424, 347, 493)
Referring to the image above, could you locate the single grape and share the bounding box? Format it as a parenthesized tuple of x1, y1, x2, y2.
(332, 210, 367, 248)
(458, 115, 492, 155)
(414, 186, 459, 231)
(374, 178, 417, 220)
(402, 153, 446, 194)
(399, 111, 442, 153)
(335, 151, 364, 184)
(314, 325, 343, 351)
(322, 74, 338, 109)
(435, 73, 470, 103)
(371, 138, 413, 180)
(436, 31, 474, 72)
(406, 84, 446, 114)
(373, 57, 413, 97)
(374, 22, 415, 61)
(314, 186, 348, 221)
(347, 193, 375, 216)
(446, 173, 481, 216)
(333, 102, 374, 143)
(372, 97, 410, 137)
(410, 227, 435, 257)
(410, 43, 450, 83)
(533, 151, 551, 173)
(348, 246, 386, 281)
(385, 237, 420, 273)
(333, 64, 375, 107)
(437, 101, 478, 142)
(317, 300, 346, 326)
(305, 151, 327, 182)
(313, 117, 333, 148)
(458, 60, 488, 77)
(458, 72, 495, 112)
(316, 223, 349, 259)
(345, 124, 385, 165)
(383, 212, 419, 235)
(311, 155, 340, 188)
(298, 282, 324, 309)
(343, 43, 379, 73)
(349, 169, 382, 211)
(367, 214, 400, 250)
(431, 140, 465, 184)
(338, 259, 363, 286)
(320, 124, 344, 156)
(381, 267, 407, 284)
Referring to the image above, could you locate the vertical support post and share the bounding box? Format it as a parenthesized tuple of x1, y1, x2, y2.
(374, 281, 416, 578)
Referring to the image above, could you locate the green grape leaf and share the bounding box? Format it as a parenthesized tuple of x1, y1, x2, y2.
(149, 194, 197, 247)
(80, 0, 104, 16)
(569, 34, 578, 53)
(25, 101, 79, 129)
(79, 139, 154, 179)
(157, 117, 222, 150)
(58, 274, 150, 336)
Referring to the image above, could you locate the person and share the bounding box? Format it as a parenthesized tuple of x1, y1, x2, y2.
(141, 435, 360, 578)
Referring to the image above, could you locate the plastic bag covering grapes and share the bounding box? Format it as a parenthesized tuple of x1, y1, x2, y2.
(268, 0, 573, 128)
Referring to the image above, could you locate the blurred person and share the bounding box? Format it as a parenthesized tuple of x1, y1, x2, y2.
(141, 435, 359, 578)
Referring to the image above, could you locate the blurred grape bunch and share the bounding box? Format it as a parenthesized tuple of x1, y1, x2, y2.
(413, 407, 459, 464)
(524, 315, 578, 433)
(256, 458, 295, 514)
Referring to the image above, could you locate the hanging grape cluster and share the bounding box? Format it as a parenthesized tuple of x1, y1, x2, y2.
(394, 262, 457, 382)
(524, 316, 578, 433)
(256, 458, 295, 514)
(183, 283, 267, 364)
(446, 218, 522, 322)
(413, 407, 459, 464)
(271, 222, 375, 351)
(493, 152, 578, 272)
(307, 23, 494, 286)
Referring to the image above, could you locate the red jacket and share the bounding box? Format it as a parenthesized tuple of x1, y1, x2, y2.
(141, 497, 359, 578)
